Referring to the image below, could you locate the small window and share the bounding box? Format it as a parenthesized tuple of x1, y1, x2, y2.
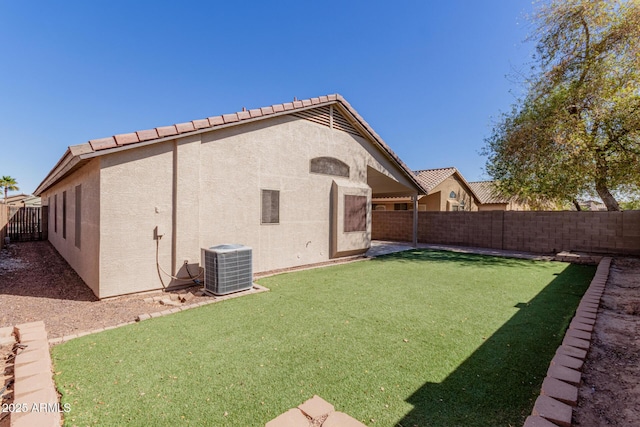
(394, 203, 408, 211)
(62, 191, 67, 239)
(452, 205, 460, 211)
(261, 190, 280, 224)
(344, 195, 367, 232)
(54, 194, 58, 233)
(449, 191, 457, 199)
(75, 185, 82, 248)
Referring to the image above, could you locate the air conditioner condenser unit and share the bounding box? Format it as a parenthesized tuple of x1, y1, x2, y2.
(202, 244, 253, 296)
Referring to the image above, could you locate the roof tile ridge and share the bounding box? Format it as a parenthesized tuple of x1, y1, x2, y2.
(89, 94, 340, 152)
(414, 167, 456, 175)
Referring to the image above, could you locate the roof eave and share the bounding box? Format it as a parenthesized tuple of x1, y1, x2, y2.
(35, 94, 426, 197)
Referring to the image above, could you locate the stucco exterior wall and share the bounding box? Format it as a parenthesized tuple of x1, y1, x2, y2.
(88, 112, 415, 296)
(198, 115, 398, 273)
(41, 159, 100, 295)
(477, 203, 509, 211)
(427, 176, 477, 211)
(98, 141, 174, 298)
(372, 176, 478, 212)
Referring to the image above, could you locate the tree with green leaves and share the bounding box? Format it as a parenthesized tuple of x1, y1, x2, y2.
(0, 175, 19, 203)
(484, 0, 640, 211)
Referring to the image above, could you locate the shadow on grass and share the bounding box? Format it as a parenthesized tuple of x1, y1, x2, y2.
(395, 262, 594, 427)
(374, 248, 544, 269)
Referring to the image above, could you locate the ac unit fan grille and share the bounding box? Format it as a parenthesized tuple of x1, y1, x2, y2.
(203, 245, 253, 296)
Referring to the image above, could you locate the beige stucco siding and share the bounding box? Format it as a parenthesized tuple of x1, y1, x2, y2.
(199, 115, 387, 273)
(98, 141, 174, 298)
(42, 159, 100, 295)
(47, 111, 417, 297)
(425, 176, 478, 211)
(477, 203, 509, 211)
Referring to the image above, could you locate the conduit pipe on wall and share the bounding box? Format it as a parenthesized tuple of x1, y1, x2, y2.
(155, 235, 203, 287)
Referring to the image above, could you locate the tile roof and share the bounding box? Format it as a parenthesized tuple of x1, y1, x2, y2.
(413, 167, 458, 193)
(35, 94, 427, 197)
(468, 181, 510, 204)
(86, 95, 339, 153)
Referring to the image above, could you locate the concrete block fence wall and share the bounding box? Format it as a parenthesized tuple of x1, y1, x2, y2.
(372, 210, 640, 256)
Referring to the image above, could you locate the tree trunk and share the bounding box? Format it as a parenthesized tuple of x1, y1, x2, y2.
(572, 199, 582, 211)
(596, 183, 620, 211)
(594, 147, 621, 211)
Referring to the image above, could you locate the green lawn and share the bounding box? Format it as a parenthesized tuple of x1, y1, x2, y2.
(51, 250, 594, 426)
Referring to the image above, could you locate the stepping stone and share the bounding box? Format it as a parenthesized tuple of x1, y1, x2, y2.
(265, 408, 309, 427)
(159, 298, 181, 307)
(298, 395, 334, 419)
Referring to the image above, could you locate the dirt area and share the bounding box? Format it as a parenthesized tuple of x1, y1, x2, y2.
(0, 241, 215, 425)
(574, 257, 640, 426)
(0, 241, 212, 338)
(1, 241, 639, 426)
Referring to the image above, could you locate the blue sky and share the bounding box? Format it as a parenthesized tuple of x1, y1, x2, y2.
(0, 0, 537, 195)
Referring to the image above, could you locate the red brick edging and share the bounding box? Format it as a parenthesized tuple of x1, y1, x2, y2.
(46, 284, 270, 346)
(9, 321, 61, 427)
(524, 257, 612, 427)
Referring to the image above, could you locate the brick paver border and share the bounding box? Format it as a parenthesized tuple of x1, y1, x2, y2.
(7, 247, 609, 427)
(48, 284, 270, 346)
(8, 320, 61, 427)
(524, 257, 612, 427)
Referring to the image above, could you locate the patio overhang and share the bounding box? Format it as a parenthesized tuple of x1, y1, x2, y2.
(367, 166, 421, 247)
(367, 167, 419, 198)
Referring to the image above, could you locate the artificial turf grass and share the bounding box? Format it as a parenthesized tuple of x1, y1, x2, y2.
(51, 250, 594, 426)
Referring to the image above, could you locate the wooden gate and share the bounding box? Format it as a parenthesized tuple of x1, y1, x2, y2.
(7, 207, 46, 242)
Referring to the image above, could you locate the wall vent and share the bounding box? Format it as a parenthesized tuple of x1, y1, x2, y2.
(292, 105, 363, 138)
(202, 244, 253, 296)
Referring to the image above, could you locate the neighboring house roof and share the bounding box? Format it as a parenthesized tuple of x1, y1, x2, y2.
(1, 194, 40, 206)
(468, 181, 511, 204)
(413, 167, 481, 202)
(413, 167, 457, 193)
(2, 193, 30, 203)
(35, 94, 426, 196)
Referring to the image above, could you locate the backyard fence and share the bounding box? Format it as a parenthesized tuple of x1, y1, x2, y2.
(372, 210, 640, 256)
(7, 206, 48, 242)
(0, 204, 7, 250)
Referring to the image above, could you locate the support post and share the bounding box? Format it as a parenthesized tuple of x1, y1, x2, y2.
(412, 195, 418, 247)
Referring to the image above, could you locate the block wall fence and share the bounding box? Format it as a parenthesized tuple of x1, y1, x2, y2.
(372, 210, 640, 256)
